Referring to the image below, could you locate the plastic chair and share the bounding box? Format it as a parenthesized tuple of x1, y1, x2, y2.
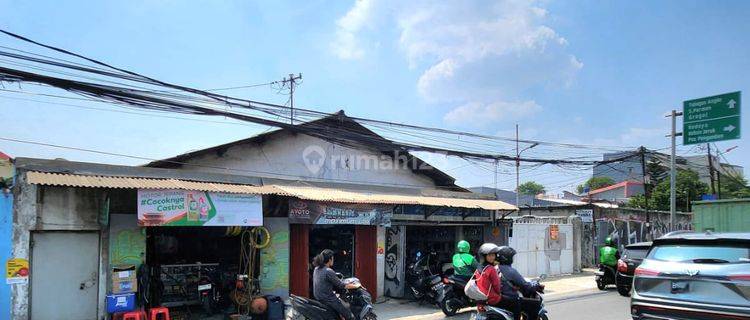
(122, 310, 146, 320)
(148, 307, 171, 320)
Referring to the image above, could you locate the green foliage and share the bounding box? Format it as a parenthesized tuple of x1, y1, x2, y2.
(719, 173, 750, 199)
(519, 181, 546, 195)
(576, 176, 615, 194)
(627, 169, 708, 212)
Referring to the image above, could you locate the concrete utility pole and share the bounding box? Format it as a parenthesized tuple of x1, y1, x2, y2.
(667, 110, 683, 231)
(515, 124, 539, 208)
(639, 146, 651, 238)
(281, 73, 302, 124)
(707, 143, 716, 195)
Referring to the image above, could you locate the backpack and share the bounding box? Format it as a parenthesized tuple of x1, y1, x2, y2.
(464, 265, 500, 301)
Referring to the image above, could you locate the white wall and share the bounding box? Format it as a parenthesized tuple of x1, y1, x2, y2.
(177, 132, 438, 188)
(509, 220, 575, 277)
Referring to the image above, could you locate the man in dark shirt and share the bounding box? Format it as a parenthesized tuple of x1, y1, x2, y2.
(496, 246, 543, 320)
(312, 249, 357, 320)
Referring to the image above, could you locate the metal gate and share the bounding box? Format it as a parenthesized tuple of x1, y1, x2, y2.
(508, 217, 575, 277)
(31, 232, 99, 320)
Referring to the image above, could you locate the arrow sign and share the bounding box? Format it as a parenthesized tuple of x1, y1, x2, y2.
(683, 91, 741, 145)
(728, 99, 736, 109)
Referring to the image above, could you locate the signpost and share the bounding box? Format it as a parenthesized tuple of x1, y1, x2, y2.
(683, 91, 741, 145)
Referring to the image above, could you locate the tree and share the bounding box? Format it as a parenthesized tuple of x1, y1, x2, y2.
(576, 176, 615, 194)
(628, 169, 708, 212)
(719, 172, 750, 199)
(519, 181, 545, 195)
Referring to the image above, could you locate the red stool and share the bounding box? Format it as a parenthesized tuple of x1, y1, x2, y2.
(122, 310, 146, 320)
(148, 307, 170, 320)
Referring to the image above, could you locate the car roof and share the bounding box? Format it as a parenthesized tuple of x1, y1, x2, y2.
(625, 241, 652, 249)
(654, 232, 750, 245)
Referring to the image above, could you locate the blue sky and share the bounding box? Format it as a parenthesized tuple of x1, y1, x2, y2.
(0, 0, 748, 193)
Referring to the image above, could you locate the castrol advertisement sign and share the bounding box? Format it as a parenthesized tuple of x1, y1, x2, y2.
(137, 189, 262, 227)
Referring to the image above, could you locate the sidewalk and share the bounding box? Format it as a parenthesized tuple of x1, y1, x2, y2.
(375, 269, 600, 320)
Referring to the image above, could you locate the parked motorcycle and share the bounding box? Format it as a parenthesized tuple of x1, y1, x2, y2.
(197, 275, 220, 315)
(291, 275, 377, 320)
(439, 269, 477, 316)
(472, 274, 549, 320)
(595, 264, 617, 290)
(406, 252, 444, 305)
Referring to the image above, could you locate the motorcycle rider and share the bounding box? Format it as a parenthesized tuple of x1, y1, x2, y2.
(312, 249, 359, 320)
(599, 236, 620, 279)
(452, 240, 479, 281)
(495, 246, 544, 320)
(475, 243, 502, 308)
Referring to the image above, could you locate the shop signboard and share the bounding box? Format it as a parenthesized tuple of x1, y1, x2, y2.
(575, 209, 594, 223)
(288, 199, 392, 226)
(137, 189, 262, 227)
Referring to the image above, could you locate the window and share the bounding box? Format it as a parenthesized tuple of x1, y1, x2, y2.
(648, 244, 750, 264)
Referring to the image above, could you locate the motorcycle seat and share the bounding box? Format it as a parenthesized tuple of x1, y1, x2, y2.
(448, 275, 469, 287)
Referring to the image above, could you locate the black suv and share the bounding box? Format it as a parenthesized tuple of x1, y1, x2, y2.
(616, 241, 651, 297)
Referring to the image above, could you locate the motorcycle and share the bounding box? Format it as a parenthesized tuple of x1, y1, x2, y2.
(197, 275, 220, 315)
(291, 274, 377, 320)
(595, 264, 617, 290)
(439, 268, 477, 316)
(472, 274, 549, 320)
(406, 252, 444, 305)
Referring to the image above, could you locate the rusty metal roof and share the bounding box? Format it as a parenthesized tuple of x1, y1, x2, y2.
(26, 171, 276, 194)
(26, 171, 516, 211)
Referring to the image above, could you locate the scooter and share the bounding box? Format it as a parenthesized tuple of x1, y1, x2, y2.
(406, 252, 444, 305)
(595, 264, 617, 290)
(291, 275, 377, 320)
(439, 268, 477, 316)
(197, 275, 220, 315)
(472, 274, 549, 320)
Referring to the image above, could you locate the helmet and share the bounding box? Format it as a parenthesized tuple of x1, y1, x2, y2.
(497, 246, 517, 265)
(457, 240, 471, 253)
(605, 237, 613, 246)
(478, 243, 500, 257)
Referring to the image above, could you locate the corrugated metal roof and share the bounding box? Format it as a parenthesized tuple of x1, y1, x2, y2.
(273, 185, 516, 210)
(26, 172, 516, 211)
(26, 171, 276, 194)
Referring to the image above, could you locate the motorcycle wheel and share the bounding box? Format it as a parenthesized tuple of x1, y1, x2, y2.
(362, 312, 378, 320)
(596, 278, 606, 291)
(617, 285, 630, 297)
(539, 314, 549, 320)
(440, 298, 461, 316)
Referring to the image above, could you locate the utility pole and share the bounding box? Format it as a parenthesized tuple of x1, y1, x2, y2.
(639, 146, 651, 238)
(516, 124, 520, 208)
(667, 110, 683, 231)
(707, 143, 716, 195)
(280, 73, 302, 124)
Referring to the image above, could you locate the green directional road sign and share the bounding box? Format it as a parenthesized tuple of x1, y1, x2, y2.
(683, 91, 741, 145)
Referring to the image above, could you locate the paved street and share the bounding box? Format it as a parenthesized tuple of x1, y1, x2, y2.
(377, 290, 631, 320)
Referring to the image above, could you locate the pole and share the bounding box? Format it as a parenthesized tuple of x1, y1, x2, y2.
(494, 159, 499, 200)
(707, 143, 716, 195)
(281, 73, 302, 125)
(639, 146, 651, 238)
(717, 165, 722, 199)
(515, 124, 520, 208)
(668, 109, 683, 231)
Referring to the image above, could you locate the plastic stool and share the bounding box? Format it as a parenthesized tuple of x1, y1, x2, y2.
(122, 310, 146, 320)
(148, 307, 170, 320)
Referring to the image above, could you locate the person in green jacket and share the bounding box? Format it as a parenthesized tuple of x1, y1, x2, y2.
(452, 240, 479, 280)
(599, 236, 620, 268)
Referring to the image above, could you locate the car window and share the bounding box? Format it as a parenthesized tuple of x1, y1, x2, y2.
(648, 244, 750, 264)
(624, 248, 648, 259)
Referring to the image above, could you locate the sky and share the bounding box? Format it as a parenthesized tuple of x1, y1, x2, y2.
(0, 0, 748, 193)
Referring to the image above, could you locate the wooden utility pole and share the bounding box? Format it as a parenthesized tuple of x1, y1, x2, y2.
(707, 143, 716, 195)
(281, 73, 302, 124)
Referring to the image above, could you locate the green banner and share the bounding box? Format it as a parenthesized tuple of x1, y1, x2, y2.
(137, 189, 262, 226)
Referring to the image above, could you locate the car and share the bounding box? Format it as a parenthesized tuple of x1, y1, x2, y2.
(630, 232, 750, 320)
(616, 241, 652, 297)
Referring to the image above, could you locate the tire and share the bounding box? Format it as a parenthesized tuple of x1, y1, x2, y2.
(539, 314, 549, 320)
(362, 312, 377, 320)
(617, 285, 631, 297)
(440, 298, 461, 316)
(596, 278, 606, 290)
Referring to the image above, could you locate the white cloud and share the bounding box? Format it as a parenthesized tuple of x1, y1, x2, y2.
(444, 100, 542, 126)
(330, 0, 376, 60)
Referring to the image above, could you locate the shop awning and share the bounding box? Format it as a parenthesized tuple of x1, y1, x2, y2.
(26, 171, 276, 194)
(271, 185, 517, 211)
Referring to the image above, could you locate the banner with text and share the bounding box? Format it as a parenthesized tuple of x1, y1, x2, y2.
(137, 189, 262, 227)
(288, 199, 392, 226)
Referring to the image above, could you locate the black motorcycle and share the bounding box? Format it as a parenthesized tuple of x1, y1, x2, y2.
(197, 275, 220, 315)
(291, 275, 377, 320)
(406, 252, 444, 305)
(439, 269, 477, 316)
(595, 264, 617, 290)
(474, 275, 550, 320)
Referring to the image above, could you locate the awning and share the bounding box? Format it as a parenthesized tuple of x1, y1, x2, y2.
(272, 185, 516, 211)
(26, 171, 276, 194)
(26, 171, 517, 211)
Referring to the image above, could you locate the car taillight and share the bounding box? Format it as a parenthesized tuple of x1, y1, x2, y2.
(728, 274, 750, 281)
(617, 259, 628, 273)
(634, 267, 660, 277)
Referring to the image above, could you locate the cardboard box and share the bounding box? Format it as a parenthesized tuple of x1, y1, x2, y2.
(106, 293, 136, 313)
(111, 265, 137, 294)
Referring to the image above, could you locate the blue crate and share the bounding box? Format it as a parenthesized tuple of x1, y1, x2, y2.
(106, 293, 135, 313)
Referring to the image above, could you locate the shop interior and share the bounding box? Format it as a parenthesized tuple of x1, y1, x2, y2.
(308, 225, 355, 278)
(405, 225, 485, 271)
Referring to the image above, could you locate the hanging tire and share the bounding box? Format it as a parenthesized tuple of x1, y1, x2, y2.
(440, 298, 461, 316)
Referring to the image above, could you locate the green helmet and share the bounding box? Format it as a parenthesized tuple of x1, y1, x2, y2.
(457, 240, 470, 253)
(605, 237, 613, 246)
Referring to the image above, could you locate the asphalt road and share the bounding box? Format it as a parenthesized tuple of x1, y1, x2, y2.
(546, 291, 631, 320)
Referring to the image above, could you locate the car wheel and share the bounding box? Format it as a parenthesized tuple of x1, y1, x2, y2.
(617, 285, 631, 297)
(440, 298, 460, 316)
